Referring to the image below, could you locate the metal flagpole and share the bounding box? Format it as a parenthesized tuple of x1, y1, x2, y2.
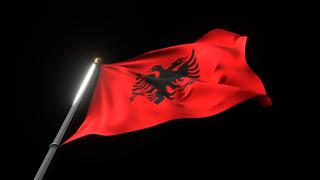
(34, 58, 102, 180)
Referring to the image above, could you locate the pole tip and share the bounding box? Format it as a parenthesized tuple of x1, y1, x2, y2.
(94, 57, 102, 64)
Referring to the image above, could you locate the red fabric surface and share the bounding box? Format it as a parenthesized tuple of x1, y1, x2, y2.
(64, 29, 271, 144)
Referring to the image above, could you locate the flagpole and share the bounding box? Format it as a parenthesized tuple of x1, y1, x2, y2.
(34, 58, 102, 180)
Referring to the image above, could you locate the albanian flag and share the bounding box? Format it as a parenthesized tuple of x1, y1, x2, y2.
(64, 29, 271, 144)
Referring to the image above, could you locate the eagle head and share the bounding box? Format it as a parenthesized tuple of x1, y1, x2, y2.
(150, 65, 162, 72)
(171, 58, 184, 67)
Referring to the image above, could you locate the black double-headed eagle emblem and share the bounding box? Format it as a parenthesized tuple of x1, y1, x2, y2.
(129, 49, 200, 104)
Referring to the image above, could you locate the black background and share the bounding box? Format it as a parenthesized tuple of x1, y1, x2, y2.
(16, 2, 295, 179)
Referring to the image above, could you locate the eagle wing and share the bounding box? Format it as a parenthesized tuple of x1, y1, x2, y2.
(129, 73, 162, 103)
(176, 49, 200, 78)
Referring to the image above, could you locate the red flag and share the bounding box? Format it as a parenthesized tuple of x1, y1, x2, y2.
(64, 29, 271, 144)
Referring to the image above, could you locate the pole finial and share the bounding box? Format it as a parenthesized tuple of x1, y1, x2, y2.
(94, 57, 102, 64)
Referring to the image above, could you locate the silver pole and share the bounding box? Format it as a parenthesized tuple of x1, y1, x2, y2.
(34, 58, 101, 180)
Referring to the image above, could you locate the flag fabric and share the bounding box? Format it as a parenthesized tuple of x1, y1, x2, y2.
(64, 29, 271, 144)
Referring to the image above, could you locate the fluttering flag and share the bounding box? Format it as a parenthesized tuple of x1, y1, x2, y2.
(64, 29, 271, 144)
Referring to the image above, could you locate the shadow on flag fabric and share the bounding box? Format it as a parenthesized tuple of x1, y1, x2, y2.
(64, 29, 272, 144)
